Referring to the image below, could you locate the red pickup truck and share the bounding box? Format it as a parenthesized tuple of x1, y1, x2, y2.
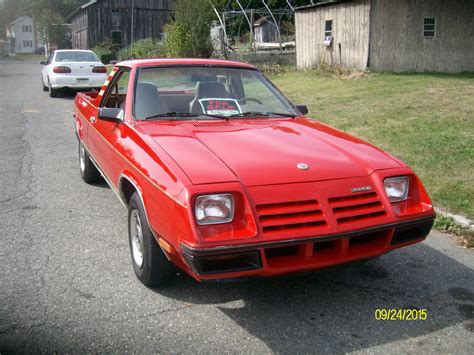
(74, 58, 435, 287)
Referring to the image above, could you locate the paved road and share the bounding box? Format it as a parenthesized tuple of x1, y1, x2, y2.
(0, 60, 473, 354)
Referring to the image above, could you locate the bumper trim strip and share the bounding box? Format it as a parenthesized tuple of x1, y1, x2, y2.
(181, 216, 435, 256)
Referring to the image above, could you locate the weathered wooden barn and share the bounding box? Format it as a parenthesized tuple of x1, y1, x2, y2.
(69, 0, 171, 50)
(295, 0, 474, 72)
(253, 16, 279, 43)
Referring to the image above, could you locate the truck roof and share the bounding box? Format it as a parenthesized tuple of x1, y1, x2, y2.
(116, 58, 256, 70)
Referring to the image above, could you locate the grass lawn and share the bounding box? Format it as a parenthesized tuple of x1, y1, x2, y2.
(270, 70, 474, 219)
(14, 53, 47, 62)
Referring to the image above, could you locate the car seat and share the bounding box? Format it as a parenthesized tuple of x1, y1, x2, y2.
(189, 81, 231, 114)
(135, 83, 169, 119)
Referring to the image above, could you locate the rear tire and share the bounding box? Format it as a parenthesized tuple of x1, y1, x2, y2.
(128, 192, 174, 287)
(48, 78, 58, 98)
(42, 77, 48, 91)
(79, 142, 100, 183)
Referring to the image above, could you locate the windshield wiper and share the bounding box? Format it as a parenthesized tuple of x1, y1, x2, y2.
(228, 111, 297, 118)
(143, 112, 228, 121)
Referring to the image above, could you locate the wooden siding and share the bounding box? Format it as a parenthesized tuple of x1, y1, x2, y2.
(71, 10, 88, 49)
(295, 0, 370, 70)
(370, 0, 474, 72)
(70, 0, 170, 49)
(254, 22, 278, 43)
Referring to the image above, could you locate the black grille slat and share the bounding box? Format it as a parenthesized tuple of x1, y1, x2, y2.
(329, 191, 387, 225)
(256, 199, 327, 235)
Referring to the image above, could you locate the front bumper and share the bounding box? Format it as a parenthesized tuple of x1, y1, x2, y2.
(181, 217, 434, 280)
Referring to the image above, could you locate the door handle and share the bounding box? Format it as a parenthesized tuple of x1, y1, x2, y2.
(90, 116, 97, 124)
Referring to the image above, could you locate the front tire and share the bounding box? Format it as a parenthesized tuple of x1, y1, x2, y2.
(128, 192, 174, 287)
(79, 142, 100, 183)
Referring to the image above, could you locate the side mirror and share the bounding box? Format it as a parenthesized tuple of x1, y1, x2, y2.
(98, 107, 124, 122)
(40, 61, 46, 65)
(296, 105, 309, 115)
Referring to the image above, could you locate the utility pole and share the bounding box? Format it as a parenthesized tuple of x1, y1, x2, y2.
(130, 0, 135, 58)
(46, 0, 52, 57)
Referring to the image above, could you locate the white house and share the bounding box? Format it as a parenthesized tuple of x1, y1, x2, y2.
(6, 16, 43, 55)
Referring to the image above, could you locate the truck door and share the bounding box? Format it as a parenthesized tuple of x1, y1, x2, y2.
(87, 68, 130, 186)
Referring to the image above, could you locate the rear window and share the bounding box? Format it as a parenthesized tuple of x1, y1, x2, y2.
(55, 51, 100, 62)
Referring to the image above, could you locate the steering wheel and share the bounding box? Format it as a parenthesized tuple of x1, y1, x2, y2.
(237, 97, 263, 105)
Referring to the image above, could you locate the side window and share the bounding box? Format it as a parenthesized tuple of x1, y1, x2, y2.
(423, 18, 436, 38)
(324, 20, 333, 37)
(102, 69, 131, 109)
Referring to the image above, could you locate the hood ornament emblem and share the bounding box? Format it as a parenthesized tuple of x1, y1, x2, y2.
(297, 163, 309, 170)
(351, 186, 372, 193)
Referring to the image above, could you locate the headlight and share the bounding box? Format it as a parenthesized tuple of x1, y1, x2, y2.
(195, 194, 234, 225)
(384, 177, 409, 202)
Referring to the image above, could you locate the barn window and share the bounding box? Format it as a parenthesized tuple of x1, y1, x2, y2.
(111, 9, 122, 47)
(111, 9, 122, 31)
(112, 31, 122, 47)
(423, 18, 436, 38)
(325, 20, 333, 37)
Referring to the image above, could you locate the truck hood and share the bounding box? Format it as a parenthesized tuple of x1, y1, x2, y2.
(137, 118, 402, 186)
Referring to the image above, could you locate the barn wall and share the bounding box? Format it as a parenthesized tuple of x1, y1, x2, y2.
(71, 0, 171, 49)
(295, 0, 371, 70)
(370, 0, 474, 72)
(71, 10, 88, 49)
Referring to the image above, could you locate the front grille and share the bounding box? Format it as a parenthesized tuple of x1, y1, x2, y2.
(256, 200, 327, 236)
(264, 230, 392, 268)
(329, 192, 386, 225)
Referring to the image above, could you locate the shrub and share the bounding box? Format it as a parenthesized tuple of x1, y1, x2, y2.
(256, 63, 296, 76)
(92, 39, 116, 64)
(118, 38, 164, 60)
(162, 0, 213, 58)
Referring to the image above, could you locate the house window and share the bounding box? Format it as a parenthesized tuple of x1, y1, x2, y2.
(423, 18, 436, 38)
(325, 20, 333, 37)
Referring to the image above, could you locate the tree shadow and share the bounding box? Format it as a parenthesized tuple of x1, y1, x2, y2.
(54, 88, 96, 100)
(156, 242, 473, 353)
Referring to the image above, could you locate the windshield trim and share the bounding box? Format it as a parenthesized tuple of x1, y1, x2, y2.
(131, 65, 298, 121)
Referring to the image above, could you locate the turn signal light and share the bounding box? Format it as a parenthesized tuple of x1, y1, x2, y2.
(92, 66, 107, 73)
(53, 66, 71, 73)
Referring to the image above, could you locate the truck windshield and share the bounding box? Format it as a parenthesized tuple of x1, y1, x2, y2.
(133, 66, 297, 120)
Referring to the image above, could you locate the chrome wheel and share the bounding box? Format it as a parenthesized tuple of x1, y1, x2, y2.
(130, 209, 144, 268)
(79, 144, 86, 172)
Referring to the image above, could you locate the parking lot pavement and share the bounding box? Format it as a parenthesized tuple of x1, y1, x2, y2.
(0, 60, 473, 353)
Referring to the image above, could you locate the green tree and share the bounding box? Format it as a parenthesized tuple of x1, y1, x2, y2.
(0, 0, 20, 36)
(19, 0, 85, 47)
(163, 0, 214, 58)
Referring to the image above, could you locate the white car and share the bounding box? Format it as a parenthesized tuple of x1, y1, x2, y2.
(41, 49, 108, 98)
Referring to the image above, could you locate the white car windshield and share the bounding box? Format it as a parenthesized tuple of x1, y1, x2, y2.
(133, 66, 298, 120)
(55, 51, 100, 62)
